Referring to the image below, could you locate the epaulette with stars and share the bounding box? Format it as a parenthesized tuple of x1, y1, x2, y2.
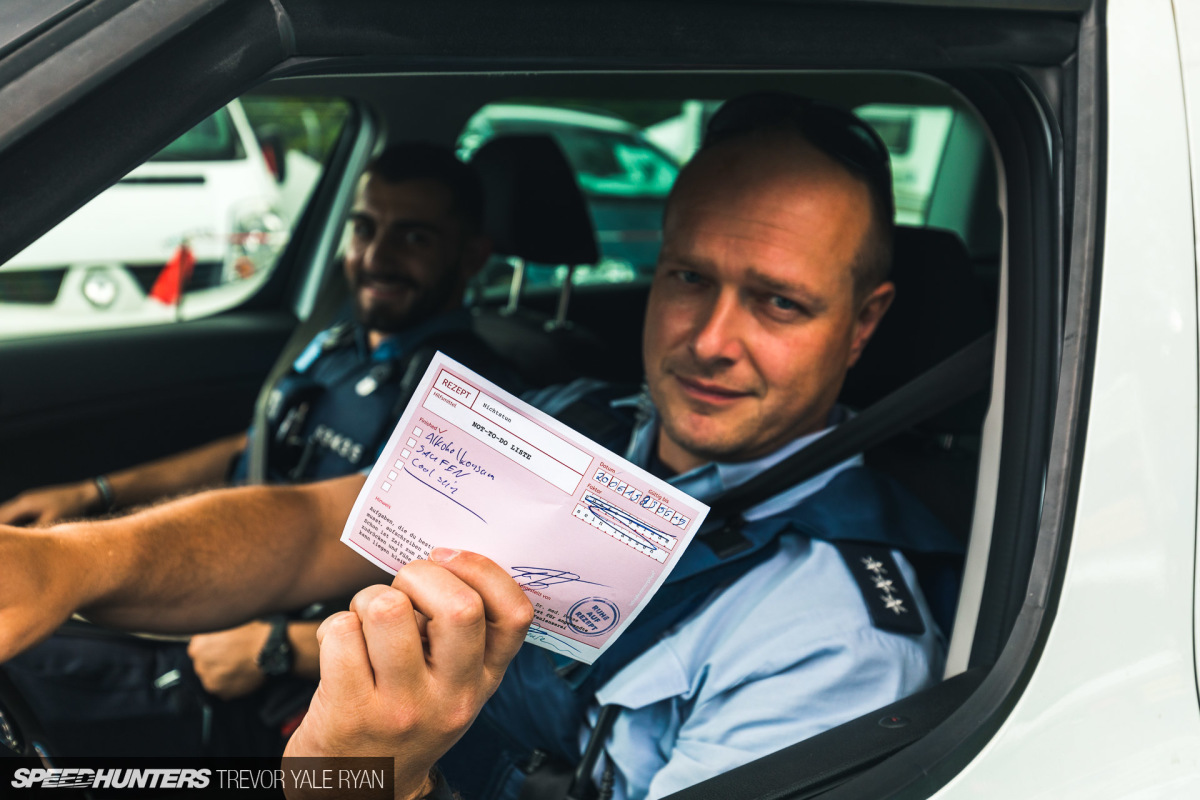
(833, 541, 926, 636)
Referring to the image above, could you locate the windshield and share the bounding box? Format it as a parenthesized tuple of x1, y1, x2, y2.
(463, 114, 679, 199)
(548, 127, 677, 198)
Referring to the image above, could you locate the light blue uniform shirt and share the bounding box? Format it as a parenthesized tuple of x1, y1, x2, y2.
(531, 381, 945, 800)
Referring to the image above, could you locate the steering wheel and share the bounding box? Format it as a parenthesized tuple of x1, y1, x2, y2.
(0, 665, 54, 760)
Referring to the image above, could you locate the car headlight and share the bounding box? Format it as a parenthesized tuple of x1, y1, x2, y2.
(81, 266, 119, 309)
(224, 204, 287, 282)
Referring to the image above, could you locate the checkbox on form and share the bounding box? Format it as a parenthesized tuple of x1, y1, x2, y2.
(381, 482, 392, 492)
(412, 427, 423, 436)
(387, 470, 397, 481)
(401, 449, 411, 458)
(406, 438, 417, 447)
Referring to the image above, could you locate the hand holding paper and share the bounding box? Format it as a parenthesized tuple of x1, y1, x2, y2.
(284, 548, 533, 800)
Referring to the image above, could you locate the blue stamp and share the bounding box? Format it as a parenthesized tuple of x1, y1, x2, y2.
(567, 597, 621, 636)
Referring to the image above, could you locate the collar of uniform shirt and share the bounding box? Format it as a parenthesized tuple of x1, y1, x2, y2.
(612, 389, 863, 522)
(366, 306, 474, 362)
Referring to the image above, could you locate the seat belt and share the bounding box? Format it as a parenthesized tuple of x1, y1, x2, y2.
(247, 269, 349, 484)
(699, 332, 995, 556)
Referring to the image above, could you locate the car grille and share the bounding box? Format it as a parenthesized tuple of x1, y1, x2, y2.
(127, 261, 224, 294)
(0, 269, 67, 304)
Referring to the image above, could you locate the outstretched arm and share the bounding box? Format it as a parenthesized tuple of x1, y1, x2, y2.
(0, 473, 385, 661)
(0, 432, 247, 526)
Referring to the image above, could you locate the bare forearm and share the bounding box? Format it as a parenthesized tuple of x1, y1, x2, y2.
(0, 433, 248, 528)
(57, 475, 382, 634)
(106, 432, 248, 509)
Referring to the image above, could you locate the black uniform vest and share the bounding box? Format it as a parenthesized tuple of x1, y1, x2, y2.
(231, 322, 524, 484)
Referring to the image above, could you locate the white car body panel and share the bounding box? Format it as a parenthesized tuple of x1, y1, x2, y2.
(936, 0, 1200, 794)
(5, 162, 273, 269)
(6, 100, 275, 271)
(0, 100, 283, 337)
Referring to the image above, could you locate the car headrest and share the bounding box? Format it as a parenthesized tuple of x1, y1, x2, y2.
(469, 134, 599, 266)
(840, 225, 995, 422)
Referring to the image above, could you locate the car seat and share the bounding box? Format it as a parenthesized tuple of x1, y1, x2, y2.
(843, 225, 996, 542)
(468, 134, 638, 387)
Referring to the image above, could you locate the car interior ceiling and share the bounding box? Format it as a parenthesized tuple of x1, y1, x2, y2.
(0, 0, 1082, 792)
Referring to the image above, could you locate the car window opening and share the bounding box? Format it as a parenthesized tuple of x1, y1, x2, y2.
(0, 70, 1016, 800)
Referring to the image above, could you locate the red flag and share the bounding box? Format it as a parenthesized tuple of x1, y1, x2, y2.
(149, 243, 196, 305)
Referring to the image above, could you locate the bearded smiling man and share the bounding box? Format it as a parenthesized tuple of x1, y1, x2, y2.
(0, 141, 522, 758)
(345, 149, 489, 344)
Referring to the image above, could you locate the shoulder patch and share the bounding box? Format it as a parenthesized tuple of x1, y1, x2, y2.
(320, 321, 356, 352)
(292, 323, 354, 374)
(833, 542, 926, 636)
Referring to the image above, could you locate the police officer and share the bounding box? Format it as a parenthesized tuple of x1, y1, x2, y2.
(0, 95, 957, 799)
(0, 141, 521, 756)
(427, 94, 960, 800)
(0, 142, 503, 517)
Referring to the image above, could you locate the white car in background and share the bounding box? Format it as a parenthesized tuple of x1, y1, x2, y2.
(0, 100, 288, 337)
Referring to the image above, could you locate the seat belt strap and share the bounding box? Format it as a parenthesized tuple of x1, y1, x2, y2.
(701, 332, 995, 544)
(247, 269, 349, 484)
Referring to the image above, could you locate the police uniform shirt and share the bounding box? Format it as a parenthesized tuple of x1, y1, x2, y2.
(528, 381, 945, 800)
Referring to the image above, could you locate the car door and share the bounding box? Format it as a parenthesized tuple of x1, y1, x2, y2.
(0, 1, 1115, 798)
